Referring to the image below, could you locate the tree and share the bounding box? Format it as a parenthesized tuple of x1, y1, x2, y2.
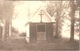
(0, 0, 3, 20)
(55, 1, 62, 38)
(46, 1, 63, 38)
(76, 0, 80, 37)
(69, 0, 77, 41)
(2, 1, 14, 40)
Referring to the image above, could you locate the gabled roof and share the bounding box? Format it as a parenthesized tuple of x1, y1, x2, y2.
(28, 7, 55, 22)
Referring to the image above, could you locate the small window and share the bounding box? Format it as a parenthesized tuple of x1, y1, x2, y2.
(37, 24, 45, 32)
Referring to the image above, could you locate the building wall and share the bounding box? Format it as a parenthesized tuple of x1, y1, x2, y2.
(25, 24, 30, 43)
(28, 23, 54, 43)
(29, 23, 37, 43)
(26, 24, 30, 37)
(46, 23, 53, 42)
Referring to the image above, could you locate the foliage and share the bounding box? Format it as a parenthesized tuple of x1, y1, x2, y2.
(46, 0, 79, 40)
(0, 1, 3, 20)
(2, 1, 14, 22)
(46, 1, 70, 38)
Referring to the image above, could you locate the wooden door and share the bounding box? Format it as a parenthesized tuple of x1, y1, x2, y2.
(36, 24, 46, 42)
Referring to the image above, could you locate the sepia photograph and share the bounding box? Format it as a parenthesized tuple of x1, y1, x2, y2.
(0, 0, 80, 51)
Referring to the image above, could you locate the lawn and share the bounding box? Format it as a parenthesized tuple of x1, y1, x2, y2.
(0, 36, 79, 51)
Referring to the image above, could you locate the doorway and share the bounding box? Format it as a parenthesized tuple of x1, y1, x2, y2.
(36, 24, 46, 42)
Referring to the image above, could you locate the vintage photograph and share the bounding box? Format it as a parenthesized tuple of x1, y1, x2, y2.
(0, 0, 80, 51)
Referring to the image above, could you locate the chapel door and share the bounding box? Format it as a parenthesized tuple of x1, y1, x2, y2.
(37, 24, 46, 42)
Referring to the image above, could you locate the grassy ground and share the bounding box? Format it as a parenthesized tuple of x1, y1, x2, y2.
(0, 34, 79, 51)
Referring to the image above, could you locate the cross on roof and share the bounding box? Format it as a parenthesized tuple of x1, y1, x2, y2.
(39, 11, 44, 23)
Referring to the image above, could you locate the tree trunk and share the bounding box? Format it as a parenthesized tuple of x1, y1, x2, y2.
(70, 14, 75, 41)
(54, 1, 62, 38)
(4, 20, 9, 39)
(2, 19, 5, 41)
(70, 0, 76, 41)
(2, 1, 13, 40)
(55, 21, 59, 38)
(54, 9, 61, 38)
(9, 23, 12, 37)
(79, 7, 80, 40)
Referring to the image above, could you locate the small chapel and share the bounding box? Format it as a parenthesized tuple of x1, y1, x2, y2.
(25, 7, 55, 43)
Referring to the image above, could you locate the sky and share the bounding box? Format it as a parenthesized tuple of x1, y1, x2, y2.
(12, 1, 43, 33)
